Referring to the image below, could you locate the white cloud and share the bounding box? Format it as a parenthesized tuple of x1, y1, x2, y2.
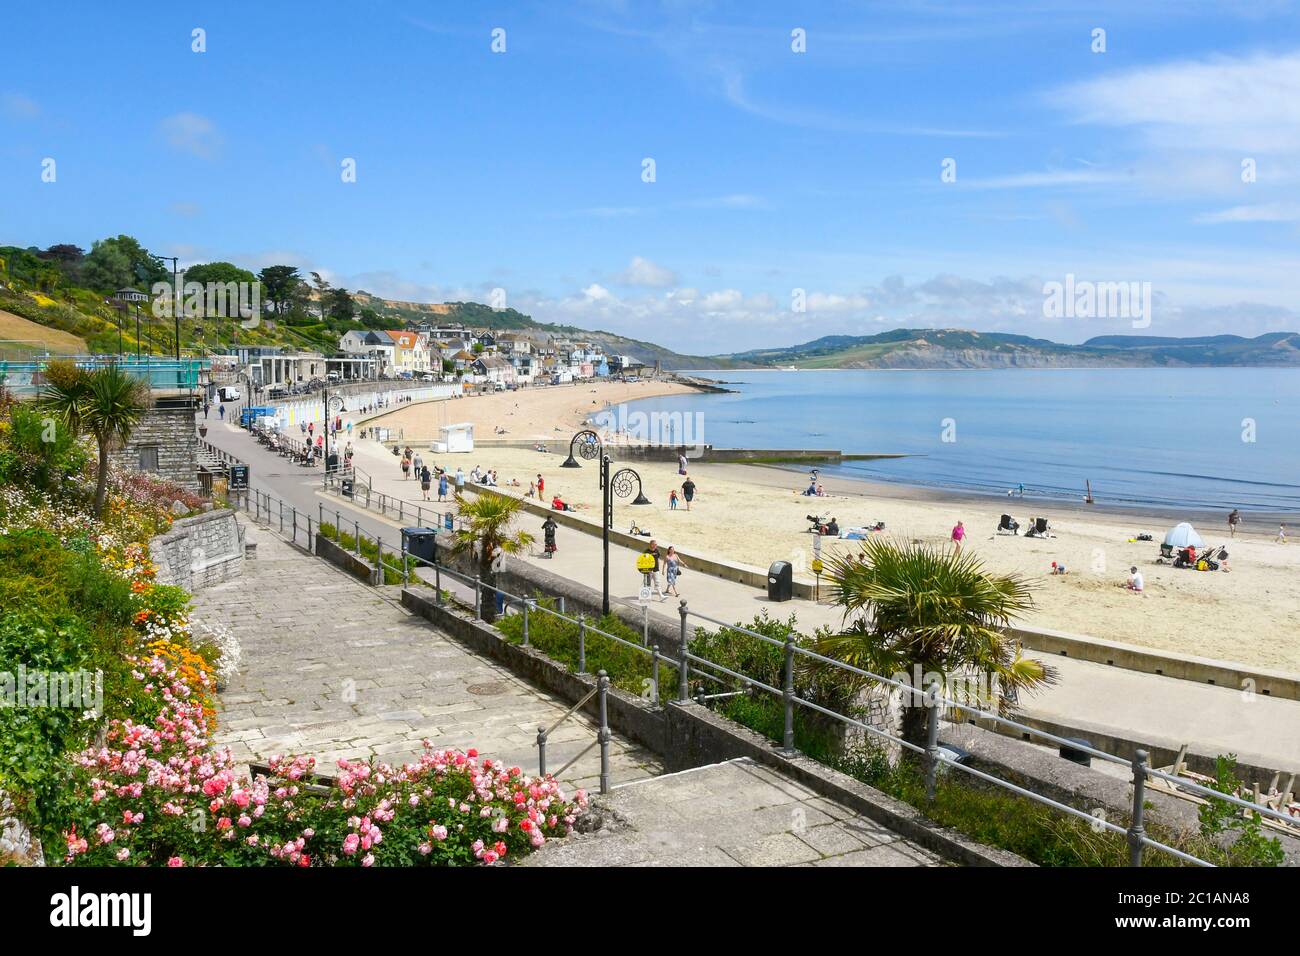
(158, 112, 222, 159)
(1195, 202, 1300, 224)
(2, 93, 39, 119)
(1051, 48, 1300, 152)
(613, 256, 678, 288)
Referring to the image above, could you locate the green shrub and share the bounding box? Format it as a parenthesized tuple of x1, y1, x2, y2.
(495, 598, 678, 697)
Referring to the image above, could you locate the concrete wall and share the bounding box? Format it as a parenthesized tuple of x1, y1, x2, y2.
(150, 508, 244, 592)
(112, 395, 200, 490)
(315, 533, 381, 585)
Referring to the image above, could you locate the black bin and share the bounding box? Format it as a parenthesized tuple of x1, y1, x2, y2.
(401, 527, 438, 567)
(340, 477, 354, 498)
(767, 560, 793, 601)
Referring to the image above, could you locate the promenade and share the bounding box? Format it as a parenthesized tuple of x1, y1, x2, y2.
(203, 418, 1300, 778)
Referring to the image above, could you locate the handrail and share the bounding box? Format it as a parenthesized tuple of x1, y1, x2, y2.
(535, 670, 611, 794)
(219, 474, 1300, 866)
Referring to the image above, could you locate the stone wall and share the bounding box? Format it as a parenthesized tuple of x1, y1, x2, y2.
(150, 508, 244, 592)
(112, 395, 201, 490)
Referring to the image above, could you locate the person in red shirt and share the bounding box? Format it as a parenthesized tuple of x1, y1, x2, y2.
(537, 474, 544, 497)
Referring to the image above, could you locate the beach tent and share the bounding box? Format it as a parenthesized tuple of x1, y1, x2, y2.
(1163, 522, 1204, 549)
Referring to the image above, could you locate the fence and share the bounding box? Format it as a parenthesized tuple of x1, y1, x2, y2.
(222, 479, 1300, 867)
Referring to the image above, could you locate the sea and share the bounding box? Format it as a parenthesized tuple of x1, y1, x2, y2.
(619, 368, 1300, 514)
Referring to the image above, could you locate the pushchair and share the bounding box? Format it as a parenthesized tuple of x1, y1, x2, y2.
(997, 514, 1020, 535)
(1024, 516, 1052, 538)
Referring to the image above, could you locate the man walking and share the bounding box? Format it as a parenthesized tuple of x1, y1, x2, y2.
(681, 476, 696, 512)
(1228, 509, 1240, 538)
(641, 539, 666, 601)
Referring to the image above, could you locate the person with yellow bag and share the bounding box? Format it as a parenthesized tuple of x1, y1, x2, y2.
(637, 540, 666, 601)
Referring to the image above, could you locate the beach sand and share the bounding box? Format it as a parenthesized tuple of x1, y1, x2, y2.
(362, 379, 696, 442)
(361, 386, 1300, 673)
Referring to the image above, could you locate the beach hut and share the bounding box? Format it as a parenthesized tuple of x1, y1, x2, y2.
(1163, 522, 1204, 549)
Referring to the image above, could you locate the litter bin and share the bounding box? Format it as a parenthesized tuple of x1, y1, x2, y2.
(340, 477, 354, 498)
(402, 527, 438, 567)
(767, 560, 793, 602)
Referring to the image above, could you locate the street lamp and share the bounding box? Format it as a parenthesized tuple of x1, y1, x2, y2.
(561, 428, 601, 468)
(115, 288, 148, 361)
(152, 255, 181, 360)
(600, 455, 651, 615)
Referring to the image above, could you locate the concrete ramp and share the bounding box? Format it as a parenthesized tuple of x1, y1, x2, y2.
(523, 758, 948, 867)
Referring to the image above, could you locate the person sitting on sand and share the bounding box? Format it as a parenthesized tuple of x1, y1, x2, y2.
(1051, 561, 1068, 575)
(824, 517, 839, 536)
(802, 481, 817, 496)
(1126, 566, 1144, 592)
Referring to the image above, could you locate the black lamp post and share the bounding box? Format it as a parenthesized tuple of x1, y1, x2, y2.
(561, 428, 601, 468)
(152, 255, 181, 359)
(115, 288, 148, 360)
(600, 455, 650, 614)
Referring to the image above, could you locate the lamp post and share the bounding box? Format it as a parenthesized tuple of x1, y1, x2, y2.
(600, 455, 650, 615)
(561, 428, 601, 468)
(115, 288, 148, 361)
(152, 255, 181, 360)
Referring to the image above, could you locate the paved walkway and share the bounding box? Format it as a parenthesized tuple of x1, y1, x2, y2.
(202, 418, 1300, 775)
(523, 758, 946, 867)
(193, 522, 662, 795)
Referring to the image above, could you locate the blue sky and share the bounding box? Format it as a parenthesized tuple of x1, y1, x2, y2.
(3, 0, 1299, 353)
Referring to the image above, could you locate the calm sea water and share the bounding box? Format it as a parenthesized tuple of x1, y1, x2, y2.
(621, 369, 1300, 513)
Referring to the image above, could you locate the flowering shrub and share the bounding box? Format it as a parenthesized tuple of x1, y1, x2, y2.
(63, 692, 584, 867)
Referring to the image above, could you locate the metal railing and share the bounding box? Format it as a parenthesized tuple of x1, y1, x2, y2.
(536, 673, 612, 794)
(220, 475, 1300, 867)
(321, 465, 465, 532)
(389, 546, 1300, 868)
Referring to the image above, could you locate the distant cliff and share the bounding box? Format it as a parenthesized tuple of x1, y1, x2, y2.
(717, 328, 1300, 369)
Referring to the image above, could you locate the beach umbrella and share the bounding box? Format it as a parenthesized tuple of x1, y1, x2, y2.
(1163, 522, 1204, 549)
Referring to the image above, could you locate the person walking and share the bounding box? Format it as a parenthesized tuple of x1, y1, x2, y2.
(641, 540, 666, 601)
(1228, 509, 1241, 538)
(678, 451, 688, 475)
(203, 401, 210, 420)
(401, 451, 411, 480)
(438, 471, 449, 502)
(455, 467, 465, 494)
(664, 545, 687, 597)
(218, 404, 225, 421)
(951, 520, 966, 554)
(536, 474, 544, 498)
(1277, 523, 1288, 544)
(681, 476, 696, 512)
(413, 452, 423, 475)
(542, 514, 558, 557)
(420, 464, 432, 500)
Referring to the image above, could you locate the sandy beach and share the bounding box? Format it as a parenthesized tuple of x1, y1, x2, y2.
(361, 385, 1300, 673)
(363, 379, 697, 442)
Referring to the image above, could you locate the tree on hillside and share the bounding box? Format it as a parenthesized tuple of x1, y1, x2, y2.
(358, 306, 386, 330)
(257, 265, 301, 315)
(814, 538, 1054, 752)
(81, 235, 168, 291)
(326, 287, 355, 321)
(309, 272, 332, 320)
(185, 261, 257, 287)
(40, 362, 149, 517)
(448, 493, 533, 625)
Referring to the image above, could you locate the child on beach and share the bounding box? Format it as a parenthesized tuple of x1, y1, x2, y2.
(669, 489, 679, 510)
(951, 521, 965, 553)
(1278, 524, 1288, 544)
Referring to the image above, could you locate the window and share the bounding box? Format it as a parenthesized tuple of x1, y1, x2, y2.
(139, 445, 160, 473)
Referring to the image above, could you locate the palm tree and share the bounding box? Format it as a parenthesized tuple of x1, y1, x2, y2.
(814, 537, 1055, 751)
(42, 363, 149, 517)
(448, 492, 534, 624)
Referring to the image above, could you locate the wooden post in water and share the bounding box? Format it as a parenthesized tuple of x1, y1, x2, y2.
(1085, 479, 1095, 504)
